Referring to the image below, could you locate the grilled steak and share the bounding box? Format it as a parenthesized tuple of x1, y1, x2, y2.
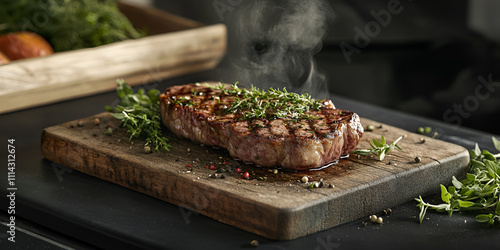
(159, 82, 363, 171)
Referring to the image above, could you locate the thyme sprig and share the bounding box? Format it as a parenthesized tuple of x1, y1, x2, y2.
(210, 83, 324, 120)
(352, 135, 403, 161)
(416, 137, 500, 224)
(106, 79, 170, 151)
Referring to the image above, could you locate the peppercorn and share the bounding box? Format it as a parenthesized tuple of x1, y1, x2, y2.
(250, 240, 259, 247)
(104, 127, 113, 136)
(235, 168, 241, 173)
(417, 127, 425, 134)
(301, 176, 308, 183)
(243, 172, 250, 179)
(210, 165, 216, 170)
(415, 156, 421, 163)
(424, 127, 432, 134)
(376, 217, 383, 224)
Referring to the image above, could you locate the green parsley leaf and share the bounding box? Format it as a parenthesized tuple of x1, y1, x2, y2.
(212, 83, 325, 121)
(415, 137, 500, 224)
(352, 135, 403, 161)
(107, 79, 170, 152)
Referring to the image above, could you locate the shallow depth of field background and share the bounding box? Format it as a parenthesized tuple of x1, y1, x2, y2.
(144, 0, 500, 135)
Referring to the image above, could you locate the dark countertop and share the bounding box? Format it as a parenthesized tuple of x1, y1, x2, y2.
(1, 69, 499, 250)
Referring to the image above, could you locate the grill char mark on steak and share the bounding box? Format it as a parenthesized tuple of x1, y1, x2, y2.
(159, 82, 363, 171)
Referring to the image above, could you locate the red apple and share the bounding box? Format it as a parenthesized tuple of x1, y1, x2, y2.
(0, 31, 53, 61)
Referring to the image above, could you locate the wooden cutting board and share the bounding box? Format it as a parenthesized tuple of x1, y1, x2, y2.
(40, 112, 469, 240)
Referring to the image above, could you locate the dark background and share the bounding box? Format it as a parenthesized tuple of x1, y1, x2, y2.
(1, 1, 500, 249)
(151, 0, 500, 135)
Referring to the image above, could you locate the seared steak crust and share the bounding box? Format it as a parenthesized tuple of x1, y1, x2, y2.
(159, 82, 363, 171)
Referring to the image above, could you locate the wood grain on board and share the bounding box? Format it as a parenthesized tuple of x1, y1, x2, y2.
(40, 112, 469, 240)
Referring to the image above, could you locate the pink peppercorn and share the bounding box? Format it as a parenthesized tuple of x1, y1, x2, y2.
(243, 172, 250, 179)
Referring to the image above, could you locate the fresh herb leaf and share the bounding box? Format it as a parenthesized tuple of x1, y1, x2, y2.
(208, 83, 324, 121)
(415, 137, 500, 224)
(107, 79, 170, 152)
(493, 137, 500, 152)
(352, 135, 403, 161)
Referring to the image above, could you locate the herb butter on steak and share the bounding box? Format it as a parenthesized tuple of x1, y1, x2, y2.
(159, 82, 363, 171)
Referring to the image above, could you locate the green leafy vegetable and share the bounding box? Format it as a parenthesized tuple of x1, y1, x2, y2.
(415, 137, 500, 224)
(106, 79, 170, 152)
(0, 0, 144, 52)
(352, 135, 403, 161)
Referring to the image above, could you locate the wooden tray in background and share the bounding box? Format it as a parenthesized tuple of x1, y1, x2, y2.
(40, 113, 469, 240)
(0, 1, 226, 114)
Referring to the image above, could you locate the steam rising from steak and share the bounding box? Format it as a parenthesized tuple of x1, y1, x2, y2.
(224, 0, 333, 98)
(160, 83, 363, 171)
